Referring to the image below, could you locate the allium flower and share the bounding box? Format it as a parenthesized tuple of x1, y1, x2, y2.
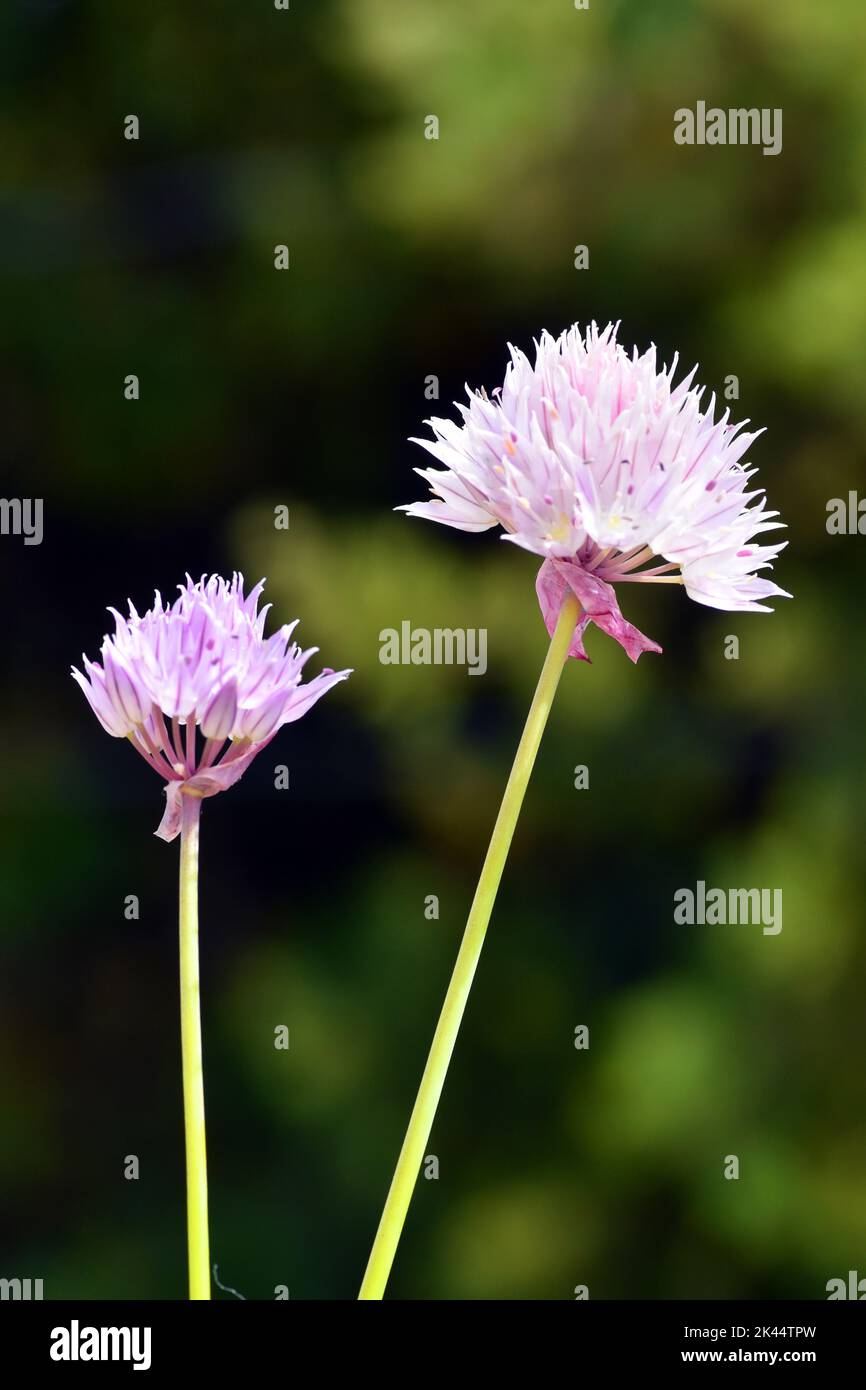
(402, 322, 789, 660)
(73, 573, 350, 840)
(361, 324, 792, 1301)
(74, 573, 349, 1298)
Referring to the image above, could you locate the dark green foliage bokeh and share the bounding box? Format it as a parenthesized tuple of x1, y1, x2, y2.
(1, 0, 864, 1299)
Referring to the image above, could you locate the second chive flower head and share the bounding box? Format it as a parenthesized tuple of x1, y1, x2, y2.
(73, 573, 351, 840)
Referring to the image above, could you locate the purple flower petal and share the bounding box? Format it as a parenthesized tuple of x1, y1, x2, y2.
(200, 676, 238, 741)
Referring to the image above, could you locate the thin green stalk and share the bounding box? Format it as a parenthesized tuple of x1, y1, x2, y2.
(179, 791, 211, 1300)
(359, 593, 582, 1299)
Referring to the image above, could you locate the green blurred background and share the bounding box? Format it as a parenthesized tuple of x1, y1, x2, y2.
(1, 0, 864, 1299)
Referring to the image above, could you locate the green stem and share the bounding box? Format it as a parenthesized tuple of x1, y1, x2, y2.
(359, 593, 582, 1299)
(178, 791, 211, 1300)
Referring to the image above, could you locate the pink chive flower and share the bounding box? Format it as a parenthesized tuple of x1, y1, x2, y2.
(401, 321, 790, 661)
(73, 573, 351, 841)
(358, 325, 791, 1298)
